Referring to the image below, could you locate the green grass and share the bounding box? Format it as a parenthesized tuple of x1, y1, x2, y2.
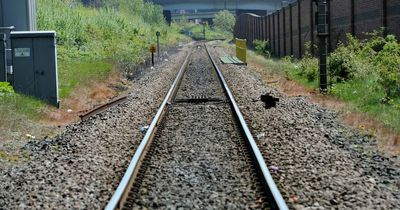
(330, 77, 400, 131)
(180, 23, 232, 41)
(58, 59, 112, 98)
(0, 94, 44, 119)
(252, 53, 400, 132)
(0, 0, 187, 141)
(0, 150, 20, 162)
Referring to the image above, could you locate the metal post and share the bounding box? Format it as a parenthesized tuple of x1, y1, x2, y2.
(0, 26, 15, 83)
(290, 3, 293, 56)
(310, 0, 315, 56)
(156, 31, 160, 59)
(283, 7, 286, 56)
(277, 10, 280, 57)
(0, 33, 6, 82)
(383, 0, 388, 36)
(315, 0, 329, 92)
(298, 1, 302, 57)
(203, 22, 206, 40)
(319, 36, 328, 92)
(152, 52, 154, 67)
(351, 0, 355, 36)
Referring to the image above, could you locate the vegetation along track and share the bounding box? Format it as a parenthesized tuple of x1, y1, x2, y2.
(106, 43, 288, 210)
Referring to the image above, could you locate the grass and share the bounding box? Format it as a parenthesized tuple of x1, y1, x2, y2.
(58, 59, 112, 98)
(0, 94, 44, 119)
(246, 49, 400, 133)
(330, 77, 400, 131)
(179, 23, 232, 41)
(0, 0, 188, 142)
(0, 150, 20, 162)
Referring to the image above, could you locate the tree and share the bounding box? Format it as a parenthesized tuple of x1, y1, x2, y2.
(213, 10, 235, 33)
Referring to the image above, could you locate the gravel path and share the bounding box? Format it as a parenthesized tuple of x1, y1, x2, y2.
(0, 44, 192, 209)
(128, 45, 266, 209)
(209, 41, 400, 209)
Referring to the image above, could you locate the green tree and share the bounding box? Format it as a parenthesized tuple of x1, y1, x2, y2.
(213, 10, 235, 32)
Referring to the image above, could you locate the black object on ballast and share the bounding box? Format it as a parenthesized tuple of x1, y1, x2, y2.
(261, 93, 279, 109)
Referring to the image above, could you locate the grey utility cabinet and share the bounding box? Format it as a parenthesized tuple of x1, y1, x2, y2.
(0, 0, 37, 31)
(11, 31, 59, 107)
(0, 34, 5, 81)
(1, 0, 37, 82)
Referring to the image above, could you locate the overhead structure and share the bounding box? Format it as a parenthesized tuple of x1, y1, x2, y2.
(148, 0, 297, 21)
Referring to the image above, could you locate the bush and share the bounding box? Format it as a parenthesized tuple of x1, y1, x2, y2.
(253, 40, 271, 57)
(0, 82, 14, 96)
(292, 42, 319, 81)
(328, 44, 358, 82)
(214, 10, 235, 33)
(298, 56, 319, 81)
(374, 35, 400, 98)
(354, 32, 400, 98)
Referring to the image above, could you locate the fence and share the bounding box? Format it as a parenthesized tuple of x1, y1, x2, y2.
(233, 0, 400, 58)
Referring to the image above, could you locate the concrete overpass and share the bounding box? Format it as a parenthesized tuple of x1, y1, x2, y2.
(148, 0, 297, 22)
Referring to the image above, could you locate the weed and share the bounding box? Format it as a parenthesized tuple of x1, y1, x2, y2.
(253, 40, 271, 58)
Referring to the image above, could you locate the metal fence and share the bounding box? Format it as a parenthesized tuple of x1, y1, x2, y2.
(234, 0, 400, 58)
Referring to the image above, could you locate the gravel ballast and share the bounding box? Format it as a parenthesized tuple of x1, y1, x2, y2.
(208, 41, 400, 209)
(128, 45, 266, 209)
(175, 45, 225, 100)
(131, 104, 265, 209)
(0, 44, 192, 209)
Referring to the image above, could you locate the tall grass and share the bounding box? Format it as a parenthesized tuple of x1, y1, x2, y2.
(251, 33, 400, 132)
(177, 22, 232, 41)
(36, 0, 186, 98)
(0, 0, 186, 141)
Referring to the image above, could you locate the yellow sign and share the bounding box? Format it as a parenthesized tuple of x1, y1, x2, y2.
(149, 44, 156, 53)
(235, 38, 247, 63)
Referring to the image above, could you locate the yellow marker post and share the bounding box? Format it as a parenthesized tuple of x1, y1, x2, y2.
(149, 44, 156, 66)
(236, 38, 247, 64)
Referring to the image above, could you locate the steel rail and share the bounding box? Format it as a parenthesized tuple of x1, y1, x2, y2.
(80, 96, 128, 121)
(204, 44, 288, 210)
(105, 48, 192, 210)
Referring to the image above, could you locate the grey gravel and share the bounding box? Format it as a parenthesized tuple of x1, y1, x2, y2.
(132, 104, 264, 209)
(175, 45, 225, 100)
(0, 44, 192, 209)
(209, 41, 400, 209)
(128, 45, 266, 209)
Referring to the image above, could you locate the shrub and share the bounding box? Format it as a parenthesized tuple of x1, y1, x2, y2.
(253, 40, 271, 57)
(374, 35, 400, 98)
(328, 44, 357, 82)
(328, 34, 377, 83)
(298, 56, 319, 81)
(214, 10, 236, 33)
(0, 82, 14, 96)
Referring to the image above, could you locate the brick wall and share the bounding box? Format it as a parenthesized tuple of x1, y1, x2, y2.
(329, 0, 352, 48)
(300, 0, 312, 55)
(279, 10, 285, 57)
(285, 6, 292, 56)
(234, 0, 399, 58)
(274, 13, 279, 56)
(387, 0, 400, 36)
(292, 3, 300, 58)
(354, 0, 383, 38)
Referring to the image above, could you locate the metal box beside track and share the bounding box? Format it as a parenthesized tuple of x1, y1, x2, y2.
(11, 31, 59, 107)
(1, 0, 37, 82)
(0, 34, 5, 81)
(0, 0, 37, 31)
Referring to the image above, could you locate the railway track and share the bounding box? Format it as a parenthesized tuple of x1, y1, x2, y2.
(106, 43, 288, 210)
